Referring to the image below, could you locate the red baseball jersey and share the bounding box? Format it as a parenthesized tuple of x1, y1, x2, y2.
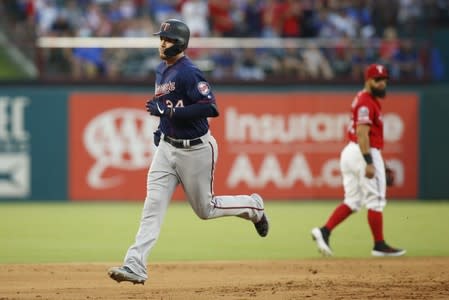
(347, 90, 384, 149)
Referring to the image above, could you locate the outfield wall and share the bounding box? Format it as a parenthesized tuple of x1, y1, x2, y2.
(0, 85, 446, 201)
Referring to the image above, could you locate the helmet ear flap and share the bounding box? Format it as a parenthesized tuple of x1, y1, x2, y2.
(164, 43, 184, 57)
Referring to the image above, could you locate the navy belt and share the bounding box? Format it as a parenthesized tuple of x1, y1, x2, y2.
(163, 135, 203, 148)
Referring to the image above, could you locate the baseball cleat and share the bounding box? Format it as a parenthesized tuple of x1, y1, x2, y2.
(254, 213, 269, 237)
(108, 266, 145, 285)
(311, 227, 333, 256)
(251, 193, 269, 237)
(371, 241, 406, 257)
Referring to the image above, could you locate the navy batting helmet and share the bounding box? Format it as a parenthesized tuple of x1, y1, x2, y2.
(154, 19, 190, 57)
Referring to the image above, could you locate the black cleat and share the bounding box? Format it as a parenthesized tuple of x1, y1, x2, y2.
(371, 241, 406, 257)
(311, 227, 332, 256)
(254, 213, 269, 237)
(251, 193, 269, 237)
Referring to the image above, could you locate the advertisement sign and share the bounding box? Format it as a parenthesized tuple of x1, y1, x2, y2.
(69, 92, 418, 201)
(211, 93, 418, 199)
(69, 94, 159, 200)
(0, 96, 30, 198)
(0, 91, 68, 201)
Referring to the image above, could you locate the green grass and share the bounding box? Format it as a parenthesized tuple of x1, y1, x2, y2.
(0, 201, 448, 263)
(0, 47, 28, 79)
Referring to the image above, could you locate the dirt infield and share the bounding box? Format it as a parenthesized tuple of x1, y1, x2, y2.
(1, 258, 448, 299)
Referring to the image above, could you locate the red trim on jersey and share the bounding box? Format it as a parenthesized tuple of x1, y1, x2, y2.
(214, 205, 264, 211)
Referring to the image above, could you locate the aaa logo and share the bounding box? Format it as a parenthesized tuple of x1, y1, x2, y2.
(83, 108, 158, 188)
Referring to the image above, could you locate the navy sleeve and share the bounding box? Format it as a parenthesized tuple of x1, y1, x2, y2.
(183, 68, 216, 105)
(171, 103, 219, 119)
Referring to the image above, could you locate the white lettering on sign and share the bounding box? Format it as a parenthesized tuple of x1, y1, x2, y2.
(84, 108, 158, 189)
(383, 113, 404, 142)
(227, 153, 338, 188)
(227, 153, 405, 189)
(0, 96, 30, 143)
(225, 108, 349, 143)
(0, 96, 31, 197)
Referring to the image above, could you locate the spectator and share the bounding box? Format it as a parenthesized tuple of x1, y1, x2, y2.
(208, 0, 236, 36)
(378, 26, 400, 67)
(84, 2, 103, 34)
(300, 0, 321, 38)
(35, 0, 58, 36)
(391, 39, 422, 79)
(260, 0, 287, 38)
(397, 0, 422, 37)
(181, 0, 209, 37)
(327, 2, 358, 38)
(210, 49, 236, 79)
(281, 0, 302, 37)
(234, 48, 265, 80)
(63, 0, 85, 31)
(331, 33, 352, 77)
(71, 47, 106, 79)
(436, 0, 449, 26)
(346, 0, 375, 38)
(258, 48, 282, 76)
(351, 46, 371, 80)
(301, 42, 334, 80)
(279, 46, 306, 79)
(371, 0, 399, 37)
(316, 7, 339, 38)
(0, 0, 440, 81)
(241, 0, 263, 36)
(49, 13, 72, 36)
(118, 0, 137, 19)
(148, 0, 181, 24)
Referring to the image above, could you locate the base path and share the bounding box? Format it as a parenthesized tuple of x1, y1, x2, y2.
(1, 258, 448, 299)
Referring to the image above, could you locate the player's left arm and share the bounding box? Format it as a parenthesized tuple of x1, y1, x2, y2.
(146, 97, 218, 118)
(170, 102, 219, 119)
(356, 124, 375, 179)
(169, 70, 219, 119)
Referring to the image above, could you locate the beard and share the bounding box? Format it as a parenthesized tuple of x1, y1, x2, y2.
(371, 87, 387, 98)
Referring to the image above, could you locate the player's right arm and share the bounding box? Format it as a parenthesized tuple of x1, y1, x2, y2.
(356, 124, 375, 179)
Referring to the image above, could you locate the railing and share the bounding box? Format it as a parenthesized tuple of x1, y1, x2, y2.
(34, 36, 435, 85)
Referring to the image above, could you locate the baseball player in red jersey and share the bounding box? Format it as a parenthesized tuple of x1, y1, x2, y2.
(311, 64, 406, 257)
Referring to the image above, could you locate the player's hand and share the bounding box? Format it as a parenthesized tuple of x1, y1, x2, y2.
(365, 164, 375, 179)
(153, 129, 161, 147)
(146, 99, 172, 117)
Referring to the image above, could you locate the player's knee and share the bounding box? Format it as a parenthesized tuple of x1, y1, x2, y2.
(365, 197, 386, 212)
(343, 200, 361, 212)
(194, 208, 211, 220)
(366, 203, 385, 212)
(197, 213, 209, 220)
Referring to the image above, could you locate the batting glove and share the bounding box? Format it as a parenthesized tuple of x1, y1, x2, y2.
(146, 99, 173, 117)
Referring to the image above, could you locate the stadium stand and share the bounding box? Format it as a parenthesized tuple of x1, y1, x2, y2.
(0, 0, 447, 83)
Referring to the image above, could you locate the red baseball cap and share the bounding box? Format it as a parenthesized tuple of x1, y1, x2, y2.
(364, 64, 389, 80)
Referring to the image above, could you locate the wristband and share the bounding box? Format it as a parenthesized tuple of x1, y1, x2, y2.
(363, 153, 373, 164)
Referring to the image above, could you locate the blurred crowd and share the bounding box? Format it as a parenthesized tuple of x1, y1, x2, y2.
(1, 0, 448, 81)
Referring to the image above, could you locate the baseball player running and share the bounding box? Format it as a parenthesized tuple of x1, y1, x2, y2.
(311, 64, 406, 257)
(108, 19, 269, 285)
